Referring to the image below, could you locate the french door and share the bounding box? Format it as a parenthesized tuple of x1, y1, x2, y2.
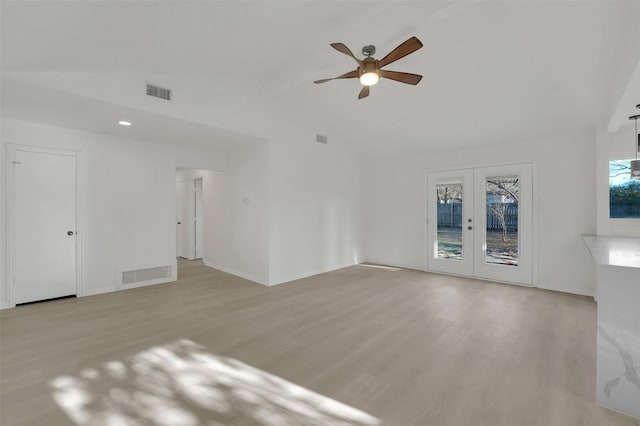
(427, 163, 533, 285)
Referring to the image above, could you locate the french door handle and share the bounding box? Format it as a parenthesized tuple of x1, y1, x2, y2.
(67, 231, 74, 236)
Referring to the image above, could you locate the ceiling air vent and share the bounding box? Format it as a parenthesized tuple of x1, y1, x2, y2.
(146, 83, 171, 101)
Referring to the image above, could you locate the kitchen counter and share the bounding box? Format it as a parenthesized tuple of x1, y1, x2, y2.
(583, 235, 640, 420)
(583, 235, 640, 268)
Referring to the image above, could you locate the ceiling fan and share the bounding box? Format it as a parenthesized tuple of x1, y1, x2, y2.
(314, 36, 423, 99)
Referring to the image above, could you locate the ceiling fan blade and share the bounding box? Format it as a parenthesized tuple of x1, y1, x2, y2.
(358, 86, 370, 99)
(314, 69, 359, 84)
(379, 70, 423, 85)
(330, 43, 364, 67)
(377, 36, 423, 69)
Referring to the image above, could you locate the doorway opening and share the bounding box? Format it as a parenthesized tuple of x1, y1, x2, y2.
(175, 167, 221, 279)
(176, 171, 204, 260)
(176, 177, 203, 260)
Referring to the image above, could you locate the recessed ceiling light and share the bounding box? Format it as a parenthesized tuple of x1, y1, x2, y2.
(118, 121, 132, 126)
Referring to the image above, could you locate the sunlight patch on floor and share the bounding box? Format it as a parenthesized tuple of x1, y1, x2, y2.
(358, 263, 402, 271)
(50, 339, 380, 426)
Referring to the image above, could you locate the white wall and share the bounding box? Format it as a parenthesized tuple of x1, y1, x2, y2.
(595, 2, 640, 237)
(360, 131, 598, 297)
(267, 123, 361, 285)
(0, 118, 603, 303)
(199, 144, 270, 284)
(1, 118, 227, 307)
(0, 117, 604, 302)
(1, 111, 358, 304)
(177, 115, 360, 287)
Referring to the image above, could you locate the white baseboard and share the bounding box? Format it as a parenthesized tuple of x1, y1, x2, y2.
(3, 278, 175, 307)
(269, 262, 357, 286)
(80, 286, 115, 297)
(536, 283, 595, 298)
(202, 260, 268, 286)
(0, 300, 14, 310)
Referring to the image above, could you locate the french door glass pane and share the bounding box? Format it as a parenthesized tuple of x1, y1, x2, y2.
(436, 184, 463, 260)
(485, 176, 519, 266)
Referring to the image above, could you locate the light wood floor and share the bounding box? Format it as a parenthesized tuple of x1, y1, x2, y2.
(1, 260, 639, 426)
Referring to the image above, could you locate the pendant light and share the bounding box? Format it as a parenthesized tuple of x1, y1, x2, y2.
(630, 111, 640, 179)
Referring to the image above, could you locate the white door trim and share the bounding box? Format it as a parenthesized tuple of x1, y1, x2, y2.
(6, 144, 84, 307)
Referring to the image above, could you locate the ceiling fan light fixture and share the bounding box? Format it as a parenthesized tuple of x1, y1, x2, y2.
(360, 71, 379, 86)
(359, 58, 379, 86)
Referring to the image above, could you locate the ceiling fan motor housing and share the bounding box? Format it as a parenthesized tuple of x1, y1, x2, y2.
(360, 57, 378, 75)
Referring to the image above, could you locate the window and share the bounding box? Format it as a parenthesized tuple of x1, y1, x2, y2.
(436, 183, 463, 260)
(609, 159, 640, 219)
(485, 176, 519, 266)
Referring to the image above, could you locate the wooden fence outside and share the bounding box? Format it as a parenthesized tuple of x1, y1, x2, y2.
(609, 204, 640, 218)
(437, 203, 519, 231)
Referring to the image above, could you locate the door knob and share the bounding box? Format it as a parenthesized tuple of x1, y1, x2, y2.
(467, 226, 473, 230)
(67, 231, 74, 236)
(177, 222, 182, 225)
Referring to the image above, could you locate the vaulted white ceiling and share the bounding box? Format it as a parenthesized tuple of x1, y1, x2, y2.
(2, 1, 639, 153)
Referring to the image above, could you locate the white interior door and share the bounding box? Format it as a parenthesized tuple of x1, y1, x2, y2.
(176, 179, 196, 259)
(427, 169, 474, 276)
(12, 148, 77, 304)
(427, 163, 533, 285)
